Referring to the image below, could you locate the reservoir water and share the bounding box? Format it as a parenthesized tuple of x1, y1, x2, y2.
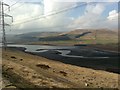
(4, 44, 118, 59)
(1, 44, 119, 73)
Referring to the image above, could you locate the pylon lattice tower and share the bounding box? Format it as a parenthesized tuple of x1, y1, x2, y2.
(0, 1, 13, 50)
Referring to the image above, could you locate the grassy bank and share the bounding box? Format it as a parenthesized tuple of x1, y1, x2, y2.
(2, 48, 119, 89)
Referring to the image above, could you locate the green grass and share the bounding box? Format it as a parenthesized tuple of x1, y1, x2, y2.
(28, 36, 118, 46)
(30, 40, 79, 45)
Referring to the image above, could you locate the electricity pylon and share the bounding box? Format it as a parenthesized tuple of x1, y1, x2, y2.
(0, 1, 13, 50)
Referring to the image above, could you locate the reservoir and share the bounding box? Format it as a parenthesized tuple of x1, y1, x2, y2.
(1, 44, 119, 73)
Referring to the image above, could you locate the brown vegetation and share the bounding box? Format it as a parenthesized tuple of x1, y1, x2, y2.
(2, 48, 119, 89)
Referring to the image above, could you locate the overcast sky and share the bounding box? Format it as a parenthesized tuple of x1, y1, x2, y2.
(1, 0, 119, 34)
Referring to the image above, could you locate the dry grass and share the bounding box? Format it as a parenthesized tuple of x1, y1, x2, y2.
(2, 48, 119, 88)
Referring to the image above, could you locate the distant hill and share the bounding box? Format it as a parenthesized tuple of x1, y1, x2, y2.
(39, 34, 71, 41)
(16, 32, 62, 38)
(64, 29, 117, 37)
(46, 29, 118, 44)
(6, 32, 62, 43)
(65, 29, 117, 34)
(63, 29, 118, 42)
(6, 29, 118, 44)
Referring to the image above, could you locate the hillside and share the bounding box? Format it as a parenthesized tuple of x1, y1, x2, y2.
(2, 48, 119, 88)
(6, 32, 62, 44)
(37, 29, 118, 44)
(64, 29, 118, 44)
(39, 34, 71, 41)
(6, 29, 118, 45)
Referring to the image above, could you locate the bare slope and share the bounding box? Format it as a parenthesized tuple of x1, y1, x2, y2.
(64, 29, 118, 44)
(2, 48, 119, 88)
(6, 29, 118, 45)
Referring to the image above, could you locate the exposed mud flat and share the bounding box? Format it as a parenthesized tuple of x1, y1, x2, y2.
(2, 48, 119, 89)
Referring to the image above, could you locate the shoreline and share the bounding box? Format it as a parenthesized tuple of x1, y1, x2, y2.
(4, 43, 119, 52)
(7, 46, 119, 74)
(2, 48, 119, 89)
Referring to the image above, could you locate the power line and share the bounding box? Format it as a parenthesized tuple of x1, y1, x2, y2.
(7, 2, 25, 12)
(10, 2, 117, 32)
(12, 2, 88, 25)
(9, 0, 22, 8)
(9, 1, 43, 13)
(6, 1, 43, 21)
(6, 1, 43, 13)
(12, 24, 67, 31)
(4, 0, 22, 11)
(11, 18, 117, 32)
(12, 2, 95, 26)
